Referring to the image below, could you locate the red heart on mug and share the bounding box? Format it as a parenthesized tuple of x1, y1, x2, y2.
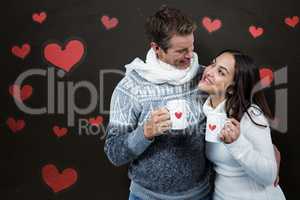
(175, 112, 182, 119)
(42, 164, 78, 193)
(208, 124, 217, 131)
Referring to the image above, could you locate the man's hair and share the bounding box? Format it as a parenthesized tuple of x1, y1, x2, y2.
(145, 5, 197, 52)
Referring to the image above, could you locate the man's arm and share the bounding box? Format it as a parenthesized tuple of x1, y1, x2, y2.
(104, 87, 153, 166)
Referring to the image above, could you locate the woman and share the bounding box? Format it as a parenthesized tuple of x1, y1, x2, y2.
(198, 50, 286, 200)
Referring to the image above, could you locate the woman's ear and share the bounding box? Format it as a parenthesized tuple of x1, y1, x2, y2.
(226, 84, 235, 95)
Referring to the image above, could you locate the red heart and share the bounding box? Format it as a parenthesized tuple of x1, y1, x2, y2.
(9, 84, 33, 101)
(202, 17, 222, 33)
(32, 12, 47, 24)
(6, 117, 25, 133)
(285, 16, 299, 28)
(249, 26, 264, 38)
(259, 68, 274, 87)
(208, 124, 216, 131)
(44, 40, 85, 72)
(11, 44, 31, 59)
(42, 164, 78, 193)
(88, 116, 104, 126)
(53, 126, 68, 138)
(101, 15, 119, 30)
(175, 112, 182, 119)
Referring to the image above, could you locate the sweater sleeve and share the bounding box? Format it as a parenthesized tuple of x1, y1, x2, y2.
(224, 107, 277, 187)
(104, 86, 154, 166)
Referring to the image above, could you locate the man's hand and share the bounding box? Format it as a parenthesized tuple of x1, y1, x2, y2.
(144, 108, 171, 140)
(273, 144, 281, 187)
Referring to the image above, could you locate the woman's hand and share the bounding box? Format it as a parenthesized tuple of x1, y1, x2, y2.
(219, 118, 240, 144)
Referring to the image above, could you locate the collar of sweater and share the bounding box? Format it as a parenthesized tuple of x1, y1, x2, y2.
(203, 96, 227, 116)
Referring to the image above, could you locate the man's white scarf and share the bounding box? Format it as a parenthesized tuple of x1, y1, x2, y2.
(125, 48, 200, 85)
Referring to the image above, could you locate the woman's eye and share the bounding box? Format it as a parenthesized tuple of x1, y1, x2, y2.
(218, 70, 225, 76)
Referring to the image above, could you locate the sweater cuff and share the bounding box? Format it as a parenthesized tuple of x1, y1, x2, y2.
(127, 125, 154, 156)
(224, 134, 252, 160)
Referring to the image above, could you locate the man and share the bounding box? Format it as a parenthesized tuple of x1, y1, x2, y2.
(104, 6, 213, 200)
(104, 5, 280, 200)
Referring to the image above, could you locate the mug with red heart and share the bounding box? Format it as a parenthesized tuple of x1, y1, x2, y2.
(166, 99, 189, 130)
(205, 112, 227, 143)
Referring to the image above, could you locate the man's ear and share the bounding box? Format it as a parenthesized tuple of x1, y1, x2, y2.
(150, 42, 164, 59)
(150, 42, 160, 53)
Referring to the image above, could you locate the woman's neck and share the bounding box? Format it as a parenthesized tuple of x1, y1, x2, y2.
(209, 95, 225, 109)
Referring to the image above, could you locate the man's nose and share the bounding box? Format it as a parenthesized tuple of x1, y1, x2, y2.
(185, 51, 193, 59)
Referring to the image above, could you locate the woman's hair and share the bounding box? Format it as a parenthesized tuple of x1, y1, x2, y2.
(145, 5, 197, 52)
(217, 49, 273, 127)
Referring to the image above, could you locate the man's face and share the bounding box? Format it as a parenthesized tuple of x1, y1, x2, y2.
(155, 33, 195, 69)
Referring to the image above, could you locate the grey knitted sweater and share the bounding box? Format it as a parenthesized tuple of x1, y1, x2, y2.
(104, 69, 213, 200)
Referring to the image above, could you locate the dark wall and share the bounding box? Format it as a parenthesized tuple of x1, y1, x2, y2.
(1, 0, 299, 199)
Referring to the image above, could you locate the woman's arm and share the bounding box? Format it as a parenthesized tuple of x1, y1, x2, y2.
(223, 110, 278, 187)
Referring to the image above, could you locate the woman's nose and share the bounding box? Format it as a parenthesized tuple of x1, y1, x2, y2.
(205, 67, 215, 77)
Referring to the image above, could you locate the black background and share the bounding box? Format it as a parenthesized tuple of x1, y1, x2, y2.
(1, 0, 299, 199)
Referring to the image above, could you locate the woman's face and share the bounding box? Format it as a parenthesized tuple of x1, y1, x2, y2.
(198, 52, 236, 97)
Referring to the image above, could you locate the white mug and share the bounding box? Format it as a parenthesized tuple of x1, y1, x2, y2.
(166, 99, 189, 130)
(205, 112, 228, 143)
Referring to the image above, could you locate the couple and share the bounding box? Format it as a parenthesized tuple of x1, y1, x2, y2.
(104, 5, 286, 200)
